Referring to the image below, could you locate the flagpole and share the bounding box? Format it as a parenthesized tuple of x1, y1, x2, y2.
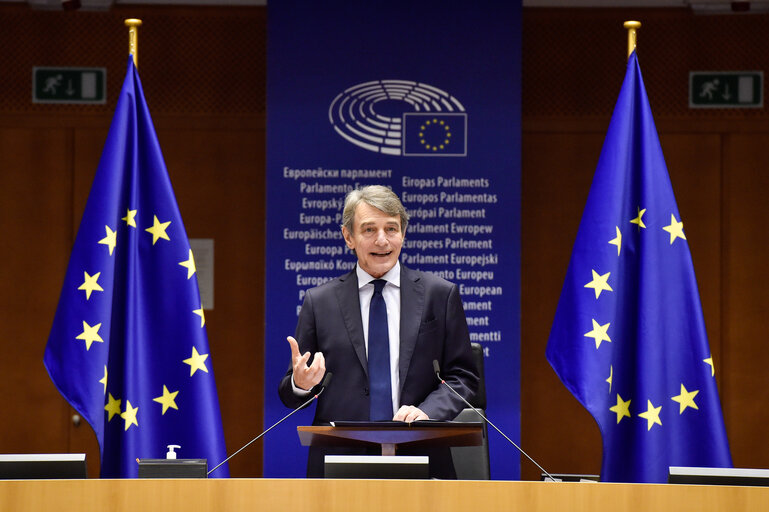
(623, 20, 641, 59)
(125, 18, 142, 67)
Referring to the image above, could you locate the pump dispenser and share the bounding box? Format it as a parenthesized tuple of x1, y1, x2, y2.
(166, 444, 181, 459)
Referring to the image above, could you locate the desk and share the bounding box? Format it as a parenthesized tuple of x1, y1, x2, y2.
(1, 478, 768, 511)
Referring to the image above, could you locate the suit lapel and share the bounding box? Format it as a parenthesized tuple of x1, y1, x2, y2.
(335, 269, 368, 375)
(399, 265, 424, 391)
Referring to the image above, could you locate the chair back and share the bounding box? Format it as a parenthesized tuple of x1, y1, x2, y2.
(451, 342, 490, 479)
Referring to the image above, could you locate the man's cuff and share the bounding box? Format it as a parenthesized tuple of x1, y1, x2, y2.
(291, 374, 312, 396)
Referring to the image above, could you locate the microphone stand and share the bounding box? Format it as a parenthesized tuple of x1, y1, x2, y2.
(432, 360, 556, 482)
(207, 372, 332, 476)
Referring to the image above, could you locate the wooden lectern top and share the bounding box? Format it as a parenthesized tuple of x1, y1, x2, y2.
(298, 421, 483, 456)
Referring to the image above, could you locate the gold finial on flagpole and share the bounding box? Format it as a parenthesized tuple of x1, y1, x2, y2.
(623, 21, 641, 59)
(125, 19, 142, 67)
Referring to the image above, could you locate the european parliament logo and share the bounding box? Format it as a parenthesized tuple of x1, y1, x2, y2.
(402, 113, 467, 156)
(329, 79, 468, 157)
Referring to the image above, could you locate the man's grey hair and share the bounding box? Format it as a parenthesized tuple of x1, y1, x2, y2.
(341, 185, 409, 234)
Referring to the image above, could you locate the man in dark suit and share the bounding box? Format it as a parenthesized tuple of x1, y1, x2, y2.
(278, 185, 478, 478)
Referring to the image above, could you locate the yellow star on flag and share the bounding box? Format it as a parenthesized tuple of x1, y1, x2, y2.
(609, 226, 622, 256)
(98, 225, 117, 255)
(183, 347, 209, 376)
(99, 365, 108, 394)
(606, 365, 613, 393)
(584, 318, 611, 349)
(120, 400, 139, 431)
(671, 384, 699, 414)
(153, 385, 179, 415)
(584, 269, 613, 299)
(704, 354, 715, 377)
(76, 320, 104, 350)
(78, 271, 104, 300)
(145, 215, 171, 245)
(104, 393, 122, 421)
(193, 307, 206, 328)
(179, 249, 197, 279)
(662, 214, 686, 244)
(638, 399, 662, 430)
(630, 207, 647, 230)
(122, 208, 138, 228)
(609, 393, 631, 424)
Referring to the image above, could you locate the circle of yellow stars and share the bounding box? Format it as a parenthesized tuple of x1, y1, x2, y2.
(418, 118, 451, 152)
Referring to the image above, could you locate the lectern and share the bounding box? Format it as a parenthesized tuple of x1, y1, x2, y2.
(299, 421, 483, 455)
(298, 421, 483, 478)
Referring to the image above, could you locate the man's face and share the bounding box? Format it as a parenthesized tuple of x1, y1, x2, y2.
(342, 202, 403, 278)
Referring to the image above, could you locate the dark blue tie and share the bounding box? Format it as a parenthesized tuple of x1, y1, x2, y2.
(368, 279, 392, 421)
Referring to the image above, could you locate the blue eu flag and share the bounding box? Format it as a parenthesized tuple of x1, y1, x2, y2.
(44, 57, 229, 478)
(545, 52, 731, 483)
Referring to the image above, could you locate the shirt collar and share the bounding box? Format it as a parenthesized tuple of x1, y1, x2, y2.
(356, 261, 401, 289)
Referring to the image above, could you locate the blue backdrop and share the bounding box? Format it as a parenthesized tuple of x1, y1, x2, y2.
(265, 0, 522, 479)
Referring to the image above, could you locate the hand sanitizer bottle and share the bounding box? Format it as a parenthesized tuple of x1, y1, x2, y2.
(166, 444, 181, 460)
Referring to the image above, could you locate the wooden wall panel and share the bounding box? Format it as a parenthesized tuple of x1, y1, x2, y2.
(521, 131, 606, 480)
(153, 125, 265, 476)
(523, 8, 769, 120)
(0, 5, 265, 116)
(660, 133, 723, 362)
(721, 133, 769, 469)
(0, 127, 73, 455)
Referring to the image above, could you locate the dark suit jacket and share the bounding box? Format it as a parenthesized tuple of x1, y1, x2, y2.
(278, 264, 479, 477)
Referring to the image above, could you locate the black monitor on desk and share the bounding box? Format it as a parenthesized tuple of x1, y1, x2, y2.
(0, 454, 87, 479)
(669, 466, 769, 486)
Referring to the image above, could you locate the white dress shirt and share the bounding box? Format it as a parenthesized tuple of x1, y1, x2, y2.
(292, 262, 402, 417)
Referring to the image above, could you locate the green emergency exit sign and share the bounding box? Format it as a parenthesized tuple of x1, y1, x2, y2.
(690, 71, 763, 108)
(33, 67, 106, 104)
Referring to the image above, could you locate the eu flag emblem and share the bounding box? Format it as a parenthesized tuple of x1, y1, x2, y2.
(44, 57, 229, 478)
(403, 113, 467, 156)
(545, 52, 731, 482)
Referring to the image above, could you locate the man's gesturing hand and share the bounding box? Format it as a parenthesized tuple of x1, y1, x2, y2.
(287, 336, 325, 391)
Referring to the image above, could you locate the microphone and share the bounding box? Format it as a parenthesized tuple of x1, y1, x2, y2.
(432, 360, 557, 482)
(207, 372, 333, 476)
